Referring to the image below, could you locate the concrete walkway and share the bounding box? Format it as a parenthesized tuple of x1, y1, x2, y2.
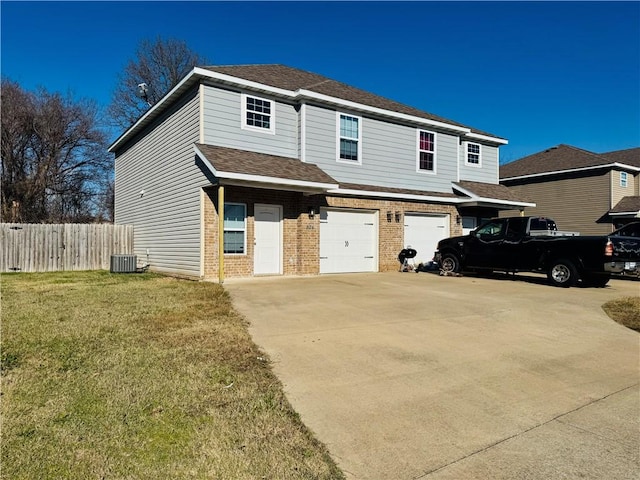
(226, 272, 640, 479)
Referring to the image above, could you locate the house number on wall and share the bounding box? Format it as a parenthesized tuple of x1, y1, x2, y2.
(345, 240, 349, 247)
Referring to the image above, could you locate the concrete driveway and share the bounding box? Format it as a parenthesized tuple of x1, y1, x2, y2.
(226, 272, 639, 479)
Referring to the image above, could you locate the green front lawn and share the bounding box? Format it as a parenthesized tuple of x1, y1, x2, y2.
(1, 271, 343, 479)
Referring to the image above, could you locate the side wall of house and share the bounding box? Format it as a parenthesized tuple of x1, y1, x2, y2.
(458, 141, 500, 184)
(303, 104, 461, 192)
(503, 171, 612, 235)
(114, 87, 207, 277)
(200, 84, 298, 158)
(611, 168, 639, 204)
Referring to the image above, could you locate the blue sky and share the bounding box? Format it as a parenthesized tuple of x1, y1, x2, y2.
(2, 1, 639, 163)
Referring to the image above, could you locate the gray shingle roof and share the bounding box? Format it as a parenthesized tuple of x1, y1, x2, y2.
(202, 64, 503, 140)
(195, 144, 338, 186)
(501, 144, 640, 179)
(600, 147, 640, 167)
(454, 180, 534, 203)
(609, 196, 640, 214)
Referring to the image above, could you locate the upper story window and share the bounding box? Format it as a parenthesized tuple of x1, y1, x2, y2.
(223, 203, 247, 254)
(337, 113, 361, 163)
(417, 130, 436, 173)
(242, 94, 275, 134)
(620, 171, 628, 188)
(466, 142, 481, 166)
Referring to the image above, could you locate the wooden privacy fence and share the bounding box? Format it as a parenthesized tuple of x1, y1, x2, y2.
(1, 224, 134, 273)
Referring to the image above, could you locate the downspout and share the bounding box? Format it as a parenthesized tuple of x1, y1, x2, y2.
(218, 185, 225, 284)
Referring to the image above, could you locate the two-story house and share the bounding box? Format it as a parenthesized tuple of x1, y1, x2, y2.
(110, 64, 532, 280)
(500, 144, 640, 235)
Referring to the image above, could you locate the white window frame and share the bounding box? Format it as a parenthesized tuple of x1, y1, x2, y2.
(241, 94, 275, 134)
(336, 112, 362, 165)
(223, 202, 247, 255)
(620, 171, 628, 188)
(416, 129, 437, 174)
(466, 142, 482, 167)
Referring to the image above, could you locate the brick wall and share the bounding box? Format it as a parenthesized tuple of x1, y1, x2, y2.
(203, 185, 461, 279)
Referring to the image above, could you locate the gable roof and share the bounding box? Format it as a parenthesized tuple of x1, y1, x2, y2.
(500, 144, 640, 180)
(202, 64, 503, 140)
(194, 144, 338, 192)
(110, 64, 506, 153)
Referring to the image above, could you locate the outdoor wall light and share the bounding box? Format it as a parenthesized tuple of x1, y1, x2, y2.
(395, 211, 402, 223)
(456, 215, 461, 224)
(308, 207, 315, 219)
(386, 211, 393, 223)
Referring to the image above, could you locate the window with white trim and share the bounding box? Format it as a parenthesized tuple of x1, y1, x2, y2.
(417, 130, 436, 172)
(620, 171, 628, 188)
(337, 113, 361, 163)
(466, 142, 481, 166)
(223, 203, 247, 254)
(242, 94, 274, 133)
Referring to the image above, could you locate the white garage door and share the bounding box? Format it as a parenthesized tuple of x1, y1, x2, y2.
(320, 209, 377, 274)
(404, 214, 450, 264)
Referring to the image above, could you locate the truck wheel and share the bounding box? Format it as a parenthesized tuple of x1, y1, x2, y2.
(440, 253, 461, 273)
(548, 258, 578, 287)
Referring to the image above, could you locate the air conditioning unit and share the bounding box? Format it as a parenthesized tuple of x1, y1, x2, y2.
(110, 254, 137, 273)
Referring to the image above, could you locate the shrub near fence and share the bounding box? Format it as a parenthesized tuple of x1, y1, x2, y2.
(0, 224, 134, 273)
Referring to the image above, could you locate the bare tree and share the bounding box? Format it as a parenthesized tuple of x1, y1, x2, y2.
(1, 79, 112, 223)
(107, 37, 208, 129)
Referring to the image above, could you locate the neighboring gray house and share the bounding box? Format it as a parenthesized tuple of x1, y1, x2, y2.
(109, 64, 532, 280)
(500, 145, 640, 235)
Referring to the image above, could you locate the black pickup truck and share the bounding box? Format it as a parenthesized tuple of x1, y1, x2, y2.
(434, 216, 640, 287)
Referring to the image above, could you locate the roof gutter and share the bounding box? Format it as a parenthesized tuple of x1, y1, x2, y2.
(110, 67, 509, 152)
(453, 183, 535, 208)
(295, 89, 472, 135)
(501, 162, 640, 182)
(609, 211, 640, 217)
(464, 132, 508, 145)
(194, 145, 338, 192)
(327, 187, 464, 204)
(458, 198, 536, 208)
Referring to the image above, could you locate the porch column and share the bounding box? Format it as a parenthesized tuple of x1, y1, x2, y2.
(218, 185, 225, 284)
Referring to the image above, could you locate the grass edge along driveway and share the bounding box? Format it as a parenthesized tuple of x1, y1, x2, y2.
(1, 271, 344, 480)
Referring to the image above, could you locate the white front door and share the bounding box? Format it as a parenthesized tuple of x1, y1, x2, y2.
(254, 204, 282, 275)
(403, 214, 450, 264)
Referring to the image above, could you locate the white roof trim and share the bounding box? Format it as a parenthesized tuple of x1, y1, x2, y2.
(109, 69, 203, 152)
(194, 145, 338, 191)
(609, 211, 640, 216)
(327, 187, 463, 203)
(217, 172, 338, 190)
(501, 162, 640, 181)
(459, 197, 536, 208)
(296, 89, 472, 135)
(111, 67, 509, 152)
(453, 183, 535, 208)
(196, 67, 296, 97)
(464, 132, 508, 145)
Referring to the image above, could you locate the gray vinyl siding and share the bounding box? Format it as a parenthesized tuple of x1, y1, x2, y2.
(459, 142, 499, 184)
(304, 104, 458, 193)
(114, 87, 207, 278)
(201, 85, 298, 158)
